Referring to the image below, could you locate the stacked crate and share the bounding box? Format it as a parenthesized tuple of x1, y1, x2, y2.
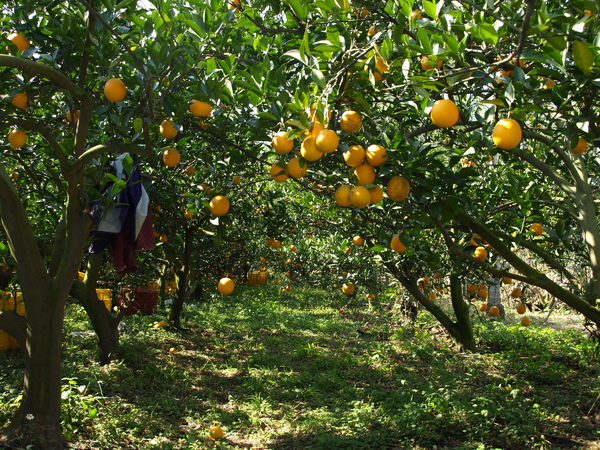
(95, 289, 112, 311)
(0, 292, 25, 351)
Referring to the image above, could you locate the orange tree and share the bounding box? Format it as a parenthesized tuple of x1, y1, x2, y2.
(2, 0, 600, 447)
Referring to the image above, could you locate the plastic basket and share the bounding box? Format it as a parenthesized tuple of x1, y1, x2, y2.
(0, 292, 24, 350)
(247, 272, 268, 286)
(118, 287, 158, 315)
(95, 289, 112, 311)
(77, 271, 86, 281)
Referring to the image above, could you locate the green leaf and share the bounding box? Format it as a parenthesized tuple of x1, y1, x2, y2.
(311, 68, 326, 88)
(546, 35, 567, 51)
(422, 0, 436, 19)
(465, 23, 498, 46)
(287, 0, 309, 21)
(573, 40, 594, 76)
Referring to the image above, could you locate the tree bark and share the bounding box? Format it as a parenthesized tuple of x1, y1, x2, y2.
(169, 227, 193, 328)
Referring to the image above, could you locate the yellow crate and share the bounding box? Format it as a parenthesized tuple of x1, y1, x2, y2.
(77, 271, 86, 281)
(147, 281, 160, 292)
(96, 289, 112, 311)
(0, 293, 8, 351)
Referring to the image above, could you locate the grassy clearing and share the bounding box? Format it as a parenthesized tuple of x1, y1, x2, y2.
(1, 285, 600, 449)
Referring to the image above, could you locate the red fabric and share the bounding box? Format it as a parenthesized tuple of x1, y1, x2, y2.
(135, 204, 155, 251)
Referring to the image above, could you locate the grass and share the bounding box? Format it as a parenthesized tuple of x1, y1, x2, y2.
(1, 285, 600, 449)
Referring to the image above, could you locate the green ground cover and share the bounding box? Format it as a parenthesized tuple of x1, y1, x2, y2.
(1, 285, 599, 449)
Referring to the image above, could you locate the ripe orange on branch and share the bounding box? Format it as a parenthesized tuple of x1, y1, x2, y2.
(104, 78, 127, 102)
(340, 110, 362, 133)
(315, 129, 339, 153)
(492, 118, 522, 150)
(11, 93, 28, 109)
(286, 157, 308, 179)
(387, 176, 410, 201)
(7, 32, 30, 53)
(571, 137, 587, 154)
(189, 99, 211, 117)
(209, 195, 230, 216)
(160, 120, 178, 139)
(343, 145, 366, 167)
(335, 184, 352, 207)
(8, 129, 27, 149)
(530, 223, 543, 236)
(430, 99, 459, 128)
(365, 144, 388, 167)
(162, 148, 180, 167)
(300, 137, 323, 161)
(272, 131, 293, 154)
(349, 186, 371, 208)
(354, 163, 376, 185)
(270, 162, 288, 182)
(390, 234, 407, 253)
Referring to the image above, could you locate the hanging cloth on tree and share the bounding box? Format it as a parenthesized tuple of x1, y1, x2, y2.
(88, 154, 154, 274)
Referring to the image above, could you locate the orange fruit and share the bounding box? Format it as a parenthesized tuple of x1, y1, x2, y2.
(521, 316, 531, 326)
(342, 282, 355, 294)
(309, 120, 325, 138)
(369, 186, 384, 204)
(479, 303, 487, 312)
(343, 145, 366, 167)
(344, 246, 352, 254)
(340, 110, 362, 133)
(162, 148, 180, 167)
(7, 129, 26, 149)
(7, 32, 30, 53)
(365, 144, 388, 167)
(467, 284, 478, 293)
(352, 236, 364, 246)
(227, 0, 241, 11)
(430, 99, 459, 128)
(349, 186, 371, 208)
(185, 166, 196, 175)
(104, 78, 127, 102)
(160, 119, 178, 139)
(387, 176, 410, 201)
(390, 234, 406, 252)
(184, 210, 193, 220)
(433, 272, 442, 280)
(11, 93, 28, 109)
(473, 246, 488, 261)
(272, 131, 294, 154)
(270, 162, 288, 182)
(233, 175, 241, 185)
(367, 25, 376, 36)
(543, 79, 556, 89)
(286, 157, 308, 179)
(209, 195, 230, 216)
(315, 129, 339, 153)
(511, 287, 522, 298)
(159, 234, 168, 242)
(335, 184, 352, 207)
(217, 278, 235, 295)
(516, 303, 526, 314)
(429, 292, 436, 301)
(189, 99, 212, 117)
(300, 137, 323, 161)
(492, 118, 522, 150)
(489, 305, 500, 316)
(410, 10, 423, 20)
(375, 55, 389, 75)
(502, 277, 512, 284)
(421, 56, 442, 71)
(571, 137, 587, 154)
(478, 286, 488, 299)
(271, 239, 281, 249)
(354, 163, 376, 185)
(530, 223, 543, 236)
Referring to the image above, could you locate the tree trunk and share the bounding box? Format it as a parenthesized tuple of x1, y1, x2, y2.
(383, 261, 476, 351)
(449, 274, 476, 351)
(71, 252, 123, 364)
(169, 227, 193, 328)
(2, 286, 67, 450)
